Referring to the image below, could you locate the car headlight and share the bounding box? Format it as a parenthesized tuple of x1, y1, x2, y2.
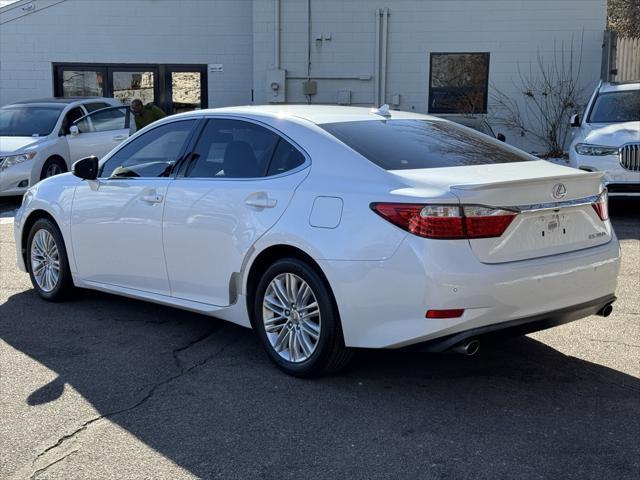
(575, 144, 619, 156)
(0, 151, 37, 170)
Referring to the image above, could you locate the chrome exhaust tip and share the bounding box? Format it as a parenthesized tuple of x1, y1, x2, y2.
(597, 304, 613, 317)
(452, 339, 480, 356)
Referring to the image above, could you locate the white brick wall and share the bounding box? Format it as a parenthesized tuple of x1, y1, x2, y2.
(1, 0, 607, 151)
(0, 0, 253, 107)
(253, 0, 607, 151)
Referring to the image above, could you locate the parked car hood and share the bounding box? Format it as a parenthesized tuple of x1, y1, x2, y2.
(583, 121, 640, 147)
(0, 136, 44, 155)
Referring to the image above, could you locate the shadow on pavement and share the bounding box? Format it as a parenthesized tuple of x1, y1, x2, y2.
(1, 288, 639, 479)
(609, 197, 640, 240)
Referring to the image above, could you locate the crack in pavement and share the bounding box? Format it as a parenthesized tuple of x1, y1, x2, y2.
(172, 324, 224, 369)
(30, 449, 79, 480)
(31, 325, 235, 471)
(584, 337, 640, 349)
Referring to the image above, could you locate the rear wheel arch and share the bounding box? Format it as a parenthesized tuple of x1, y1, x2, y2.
(245, 244, 339, 330)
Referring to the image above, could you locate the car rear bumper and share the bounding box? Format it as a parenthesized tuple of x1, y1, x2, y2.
(319, 233, 621, 349)
(401, 294, 616, 352)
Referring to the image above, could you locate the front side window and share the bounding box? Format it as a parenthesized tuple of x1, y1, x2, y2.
(429, 53, 490, 114)
(101, 120, 196, 178)
(588, 90, 640, 123)
(0, 106, 64, 137)
(75, 107, 129, 133)
(321, 119, 531, 170)
(185, 119, 280, 178)
(61, 107, 86, 135)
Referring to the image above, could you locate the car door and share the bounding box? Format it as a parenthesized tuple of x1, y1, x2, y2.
(162, 117, 309, 306)
(70, 119, 198, 295)
(67, 106, 131, 162)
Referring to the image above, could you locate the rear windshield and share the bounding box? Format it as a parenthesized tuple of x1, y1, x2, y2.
(320, 119, 531, 170)
(588, 90, 640, 123)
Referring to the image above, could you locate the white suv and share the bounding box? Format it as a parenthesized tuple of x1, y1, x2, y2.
(569, 81, 640, 196)
(0, 97, 131, 197)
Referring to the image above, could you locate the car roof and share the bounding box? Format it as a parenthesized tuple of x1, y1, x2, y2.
(173, 104, 444, 125)
(599, 82, 640, 93)
(9, 97, 114, 105)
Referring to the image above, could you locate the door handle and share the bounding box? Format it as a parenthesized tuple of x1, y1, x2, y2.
(113, 135, 128, 141)
(244, 192, 277, 209)
(141, 194, 163, 204)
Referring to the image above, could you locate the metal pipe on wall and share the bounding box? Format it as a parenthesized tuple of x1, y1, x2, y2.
(380, 8, 389, 106)
(274, 0, 280, 69)
(374, 8, 381, 106)
(307, 0, 312, 79)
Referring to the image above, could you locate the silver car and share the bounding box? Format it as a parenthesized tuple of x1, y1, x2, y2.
(0, 97, 130, 197)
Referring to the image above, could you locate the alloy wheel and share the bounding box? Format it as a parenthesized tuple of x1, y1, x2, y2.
(262, 273, 321, 363)
(30, 229, 61, 292)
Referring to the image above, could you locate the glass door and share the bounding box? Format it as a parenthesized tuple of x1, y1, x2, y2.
(110, 68, 159, 107)
(165, 66, 207, 115)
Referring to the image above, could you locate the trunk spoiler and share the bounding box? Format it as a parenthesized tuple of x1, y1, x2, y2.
(450, 170, 604, 191)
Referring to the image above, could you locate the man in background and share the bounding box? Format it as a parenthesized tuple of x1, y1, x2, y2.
(130, 99, 166, 130)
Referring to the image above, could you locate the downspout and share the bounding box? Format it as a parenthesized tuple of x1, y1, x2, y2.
(274, 0, 280, 69)
(380, 8, 389, 106)
(374, 8, 381, 106)
(307, 0, 312, 103)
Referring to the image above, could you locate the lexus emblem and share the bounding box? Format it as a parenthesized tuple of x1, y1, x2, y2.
(552, 183, 567, 199)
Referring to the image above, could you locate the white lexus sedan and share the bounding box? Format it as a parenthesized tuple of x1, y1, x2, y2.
(14, 105, 620, 377)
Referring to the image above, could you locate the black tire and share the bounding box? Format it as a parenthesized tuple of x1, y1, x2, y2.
(40, 157, 67, 180)
(253, 257, 353, 377)
(26, 218, 75, 301)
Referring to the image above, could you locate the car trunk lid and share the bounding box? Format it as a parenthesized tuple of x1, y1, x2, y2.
(391, 161, 612, 263)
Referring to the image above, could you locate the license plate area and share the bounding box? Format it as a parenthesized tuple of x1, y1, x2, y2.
(534, 212, 570, 242)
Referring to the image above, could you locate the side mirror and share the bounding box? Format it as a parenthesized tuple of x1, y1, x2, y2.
(72, 156, 99, 180)
(570, 114, 581, 128)
(496, 133, 506, 142)
(69, 125, 80, 137)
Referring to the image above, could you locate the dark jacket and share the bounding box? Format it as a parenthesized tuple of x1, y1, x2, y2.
(134, 103, 166, 130)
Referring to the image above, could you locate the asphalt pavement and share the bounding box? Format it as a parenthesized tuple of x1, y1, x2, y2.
(0, 195, 638, 480)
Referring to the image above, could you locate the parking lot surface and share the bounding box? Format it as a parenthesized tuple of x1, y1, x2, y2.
(1, 196, 638, 480)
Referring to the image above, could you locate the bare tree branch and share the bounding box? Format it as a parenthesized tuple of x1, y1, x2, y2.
(490, 34, 588, 157)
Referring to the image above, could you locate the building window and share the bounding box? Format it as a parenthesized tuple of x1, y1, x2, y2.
(61, 70, 105, 97)
(428, 53, 490, 114)
(53, 63, 208, 116)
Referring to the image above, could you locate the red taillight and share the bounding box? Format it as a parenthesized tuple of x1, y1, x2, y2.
(463, 205, 517, 239)
(591, 191, 609, 221)
(371, 203, 516, 239)
(426, 309, 465, 319)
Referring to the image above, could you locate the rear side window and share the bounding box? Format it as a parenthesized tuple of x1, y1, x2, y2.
(76, 107, 128, 133)
(321, 120, 531, 170)
(185, 119, 280, 178)
(84, 102, 110, 113)
(267, 138, 305, 176)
